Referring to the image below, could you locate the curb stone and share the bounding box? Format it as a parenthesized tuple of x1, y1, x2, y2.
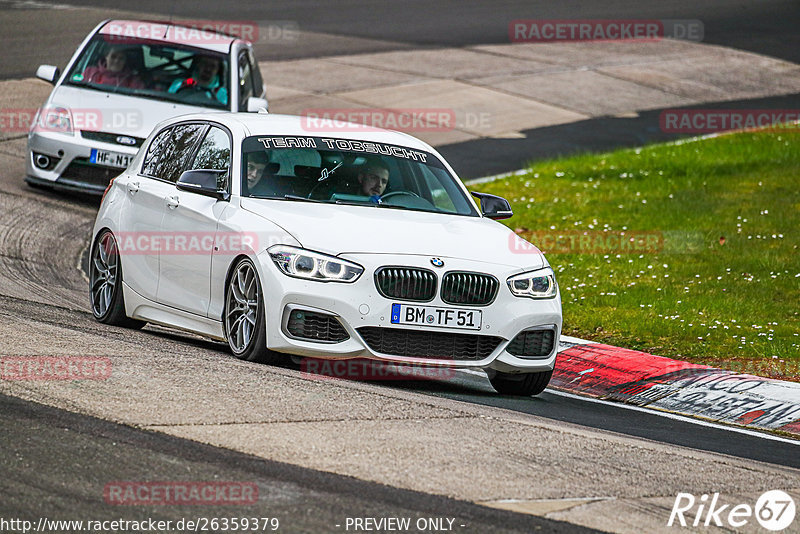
(554, 336, 800, 438)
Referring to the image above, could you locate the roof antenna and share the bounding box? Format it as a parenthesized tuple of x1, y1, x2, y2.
(165, 0, 176, 38)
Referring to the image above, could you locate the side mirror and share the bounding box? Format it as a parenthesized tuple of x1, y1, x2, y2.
(176, 169, 230, 201)
(36, 65, 60, 85)
(246, 96, 269, 113)
(471, 192, 513, 220)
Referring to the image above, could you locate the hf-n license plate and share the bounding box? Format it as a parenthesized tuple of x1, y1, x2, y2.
(90, 148, 133, 169)
(390, 303, 482, 331)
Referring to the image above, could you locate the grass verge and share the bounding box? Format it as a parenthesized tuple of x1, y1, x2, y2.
(475, 128, 799, 381)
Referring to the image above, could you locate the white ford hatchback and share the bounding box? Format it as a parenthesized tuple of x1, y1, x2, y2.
(27, 19, 268, 195)
(90, 113, 562, 395)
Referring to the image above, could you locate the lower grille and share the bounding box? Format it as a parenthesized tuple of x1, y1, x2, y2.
(505, 329, 555, 358)
(286, 310, 349, 343)
(61, 158, 121, 187)
(357, 327, 501, 361)
(81, 130, 145, 148)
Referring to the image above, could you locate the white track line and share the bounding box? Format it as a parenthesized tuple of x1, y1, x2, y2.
(455, 369, 798, 445)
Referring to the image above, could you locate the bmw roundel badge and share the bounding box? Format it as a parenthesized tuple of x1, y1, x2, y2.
(430, 257, 444, 268)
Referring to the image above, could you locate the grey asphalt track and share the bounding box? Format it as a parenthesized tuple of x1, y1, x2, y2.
(448, 92, 800, 179)
(3, 0, 798, 65)
(0, 393, 599, 533)
(382, 374, 800, 469)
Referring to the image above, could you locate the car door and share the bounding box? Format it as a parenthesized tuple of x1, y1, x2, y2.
(116, 125, 186, 302)
(157, 124, 232, 316)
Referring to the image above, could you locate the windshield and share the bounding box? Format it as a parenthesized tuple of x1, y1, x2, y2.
(241, 136, 478, 216)
(64, 35, 230, 110)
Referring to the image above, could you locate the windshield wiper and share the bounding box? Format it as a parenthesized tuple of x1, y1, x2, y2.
(334, 199, 375, 206)
(376, 203, 440, 214)
(283, 195, 322, 203)
(66, 79, 130, 95)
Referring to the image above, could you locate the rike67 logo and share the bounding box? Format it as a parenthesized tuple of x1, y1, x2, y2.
(669, 490, 796, 531)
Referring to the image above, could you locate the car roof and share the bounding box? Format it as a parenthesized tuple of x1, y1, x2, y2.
(230, 113, 437, 153)
(97, 20, 238, 54)
(164, 112, 438, 153)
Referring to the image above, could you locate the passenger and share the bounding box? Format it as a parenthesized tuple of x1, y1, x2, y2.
(168, 55, 228, 105)
(82, 46, 144, 89)
(245, 152, 271, 196)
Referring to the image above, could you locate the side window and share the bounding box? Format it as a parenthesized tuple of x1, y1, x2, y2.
(141, 126, 174, 178)
(237, 52, 254, 111)
(140, 124, 206, 182)
(190, 126, 231, 190)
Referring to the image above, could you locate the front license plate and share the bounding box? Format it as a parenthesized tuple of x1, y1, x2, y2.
(390, 303, 482, 330)
(90, 148, 133, 169)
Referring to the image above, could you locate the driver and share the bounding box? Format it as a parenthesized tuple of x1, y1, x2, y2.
(356, 158, 389, 198)
(168, 54, 228, 105)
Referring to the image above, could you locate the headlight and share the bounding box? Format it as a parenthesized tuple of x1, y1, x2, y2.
(268, 245, 363, 283)
(37, 107, 73, 134)
(507, 267, 557, 299)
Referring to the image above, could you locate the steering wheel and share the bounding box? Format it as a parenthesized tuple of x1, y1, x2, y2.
(175, 83, 205, 94)
(173, 83, 219, 105)
(307, 181, 331, 200)
(380, 191, 420, 201)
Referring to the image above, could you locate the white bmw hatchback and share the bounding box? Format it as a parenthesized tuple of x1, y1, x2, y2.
(90, 113, 562, 395)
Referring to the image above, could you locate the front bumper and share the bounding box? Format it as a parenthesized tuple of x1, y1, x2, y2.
(26, 129, 137, 195)
(257, 252, 562, 373)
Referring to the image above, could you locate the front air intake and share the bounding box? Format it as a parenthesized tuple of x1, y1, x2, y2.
(357, 327, 502, 361)
(505, 329, 556, 358)
(286, 310, 349, 343)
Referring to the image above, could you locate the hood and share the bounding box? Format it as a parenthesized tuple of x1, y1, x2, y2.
(48, 85, 223, 139)
(240, 199, 545, 270)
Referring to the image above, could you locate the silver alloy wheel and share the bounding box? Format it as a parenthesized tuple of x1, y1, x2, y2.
(225, 260, 260, 353)
(90, 232, 118, 318)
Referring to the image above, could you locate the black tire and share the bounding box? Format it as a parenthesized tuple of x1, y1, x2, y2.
(489, 369, 553, 396)
(89, 230, 146, 329)
(224, 258, 280, 364)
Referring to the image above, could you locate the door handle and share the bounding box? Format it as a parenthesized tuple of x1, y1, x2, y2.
(166, 195, 180, 209)
(127, 181, 139, 194)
